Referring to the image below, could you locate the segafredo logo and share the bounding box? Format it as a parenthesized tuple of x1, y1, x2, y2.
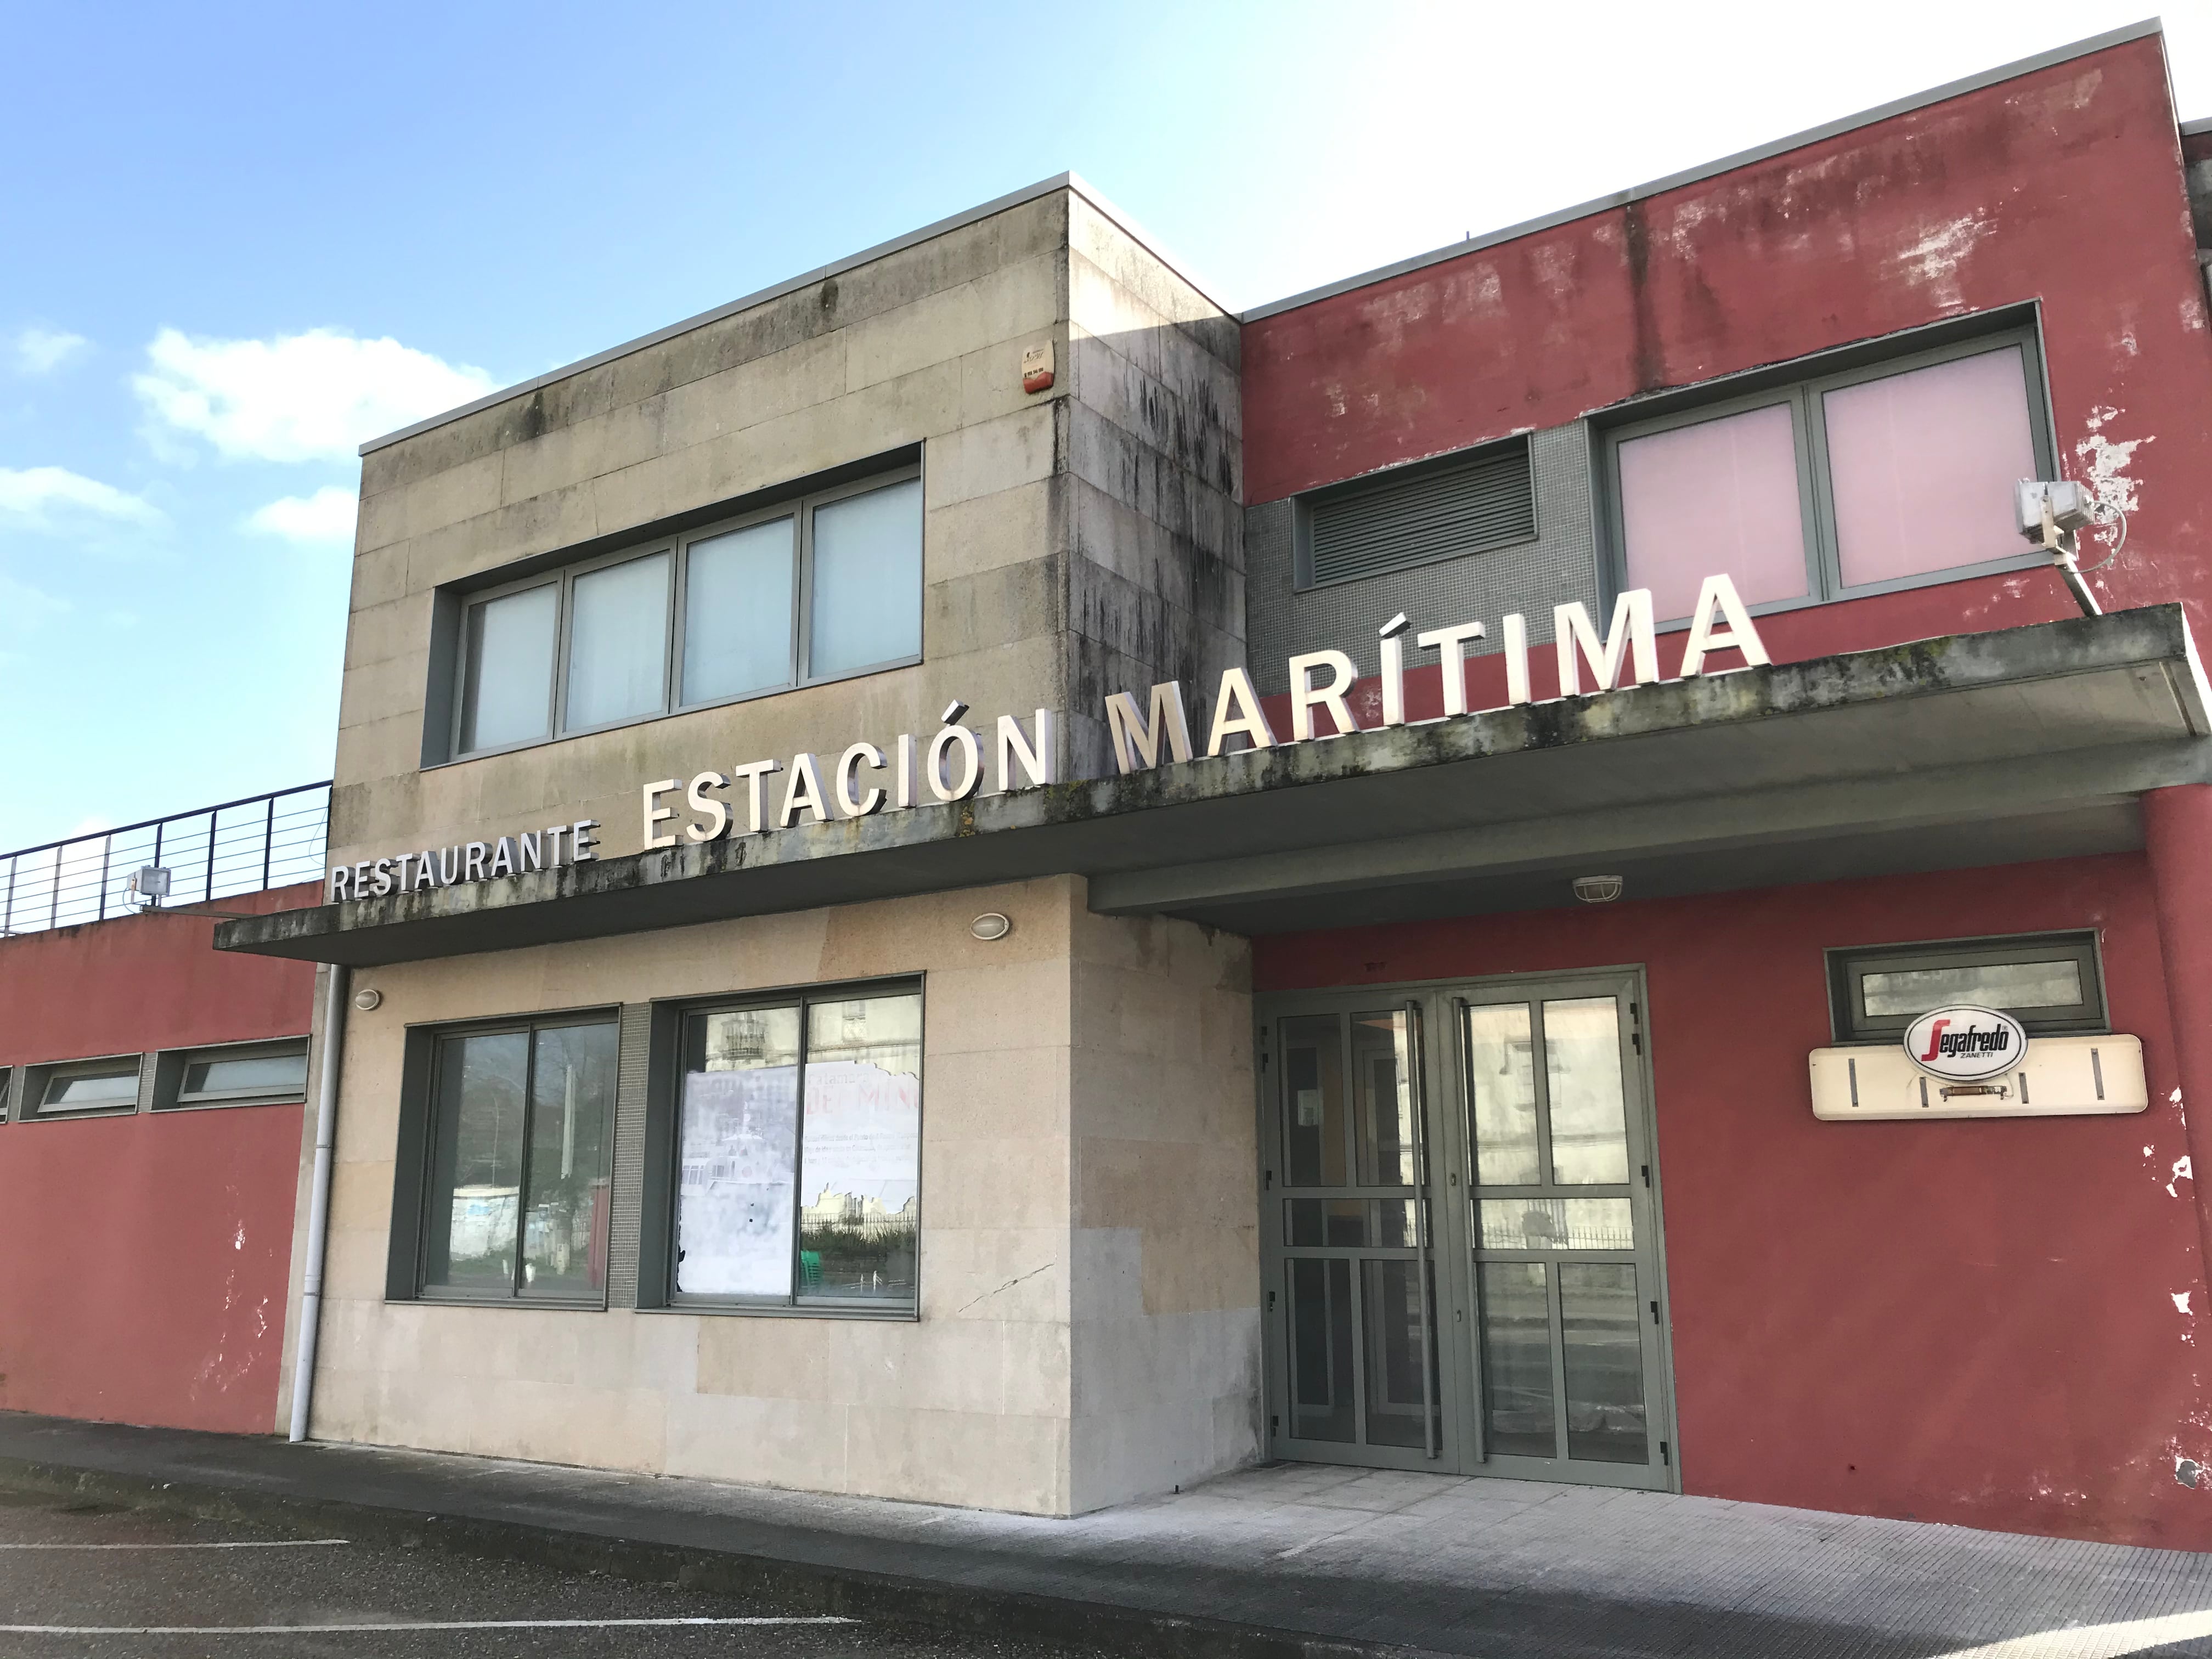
(1902, 1006, 2026, 1083)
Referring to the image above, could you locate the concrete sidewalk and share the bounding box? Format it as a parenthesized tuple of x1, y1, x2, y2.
(2, 1412, 2210, 1659)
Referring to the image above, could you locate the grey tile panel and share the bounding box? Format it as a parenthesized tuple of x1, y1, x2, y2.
(1246, 422, 1600, 693)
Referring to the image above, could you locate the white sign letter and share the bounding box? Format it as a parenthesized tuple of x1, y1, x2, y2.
(686, 772, 730, 842)
(1679, 574, 1772, 676)
(1287, 651, 1359, 741)
(1415, 621, 1487, 718)
(836, 743, 887, 817)
(1554, 590, 1658, 695)
(1104, 682, 1193, 774)
(996, 710, 1058, 792)
(1206, 668, 1277, 756)
(780, 754, 831, 826)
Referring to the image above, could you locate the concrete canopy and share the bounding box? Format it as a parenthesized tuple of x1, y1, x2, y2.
(216, 606, 2211, 966)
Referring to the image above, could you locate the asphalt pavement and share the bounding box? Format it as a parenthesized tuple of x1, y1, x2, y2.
(0, 1486, 1109, 1659)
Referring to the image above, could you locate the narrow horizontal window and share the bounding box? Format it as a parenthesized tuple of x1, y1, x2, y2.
(673, 985, 921, 1311)
(40, 1060, 140, 1114)
(171, 1043, 310, 1108)
(1829, 932, 2103, 1042)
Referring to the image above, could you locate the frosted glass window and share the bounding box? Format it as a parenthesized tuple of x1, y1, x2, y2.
(179, 1048, 308, 1103)
(682, 518, 794, 704)
(40, 1064, 139, 1111)
(459, 585, 556, 752)
(1825, 347, 2038, 588)
(1617, 403, 1809, 620)
(678, 1007, 802, 1299)
(809, 480, 922, 677)
(800, 994, 921, 1304)
(563, 552, 669, 730)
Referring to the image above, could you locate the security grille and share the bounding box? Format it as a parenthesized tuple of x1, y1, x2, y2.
(1307, 438, 1536, 587)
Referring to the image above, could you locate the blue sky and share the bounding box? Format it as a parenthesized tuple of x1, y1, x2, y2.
(2, 0, 2205, 852)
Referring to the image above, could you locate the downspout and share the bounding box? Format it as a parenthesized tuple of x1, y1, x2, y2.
(289, 962, 349, 1443)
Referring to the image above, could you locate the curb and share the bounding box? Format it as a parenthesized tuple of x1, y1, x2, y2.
(0, 1453, 1423, 1659)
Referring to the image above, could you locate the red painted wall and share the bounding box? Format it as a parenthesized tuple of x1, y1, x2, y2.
(1243, 33, 2212, 678)
(1254, 855, 2212, 1549)
(0, 884, 319, 1435)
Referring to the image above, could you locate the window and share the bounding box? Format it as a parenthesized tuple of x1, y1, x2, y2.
(417, 1015, 618, 1301)
(673, 985, 921, 1311)
(1296, 437, 1536, 589)
(1606, 328, 2049, 623)
(37, 1057, 142, 1115)
(1828, 932, 2104, 1044)
(163, 1041, 310, 1110)
(450, 466, 921, 758)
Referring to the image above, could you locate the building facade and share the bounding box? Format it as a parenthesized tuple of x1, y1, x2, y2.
(185, 19, 2212, 1548)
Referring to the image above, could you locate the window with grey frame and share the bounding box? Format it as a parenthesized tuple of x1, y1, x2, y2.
(1603, 325, 2053, 625)
(414, 1013, 619, 1302)
(451, 466, 923, 758)
(668, 984, 921, 1312)
(159, 1040, 311, 1111)
(33, 1056, 143, 1117)
(1827, 932, 2106, 1045)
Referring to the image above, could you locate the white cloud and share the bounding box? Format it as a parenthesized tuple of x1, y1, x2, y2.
(246, 486, 358, 547)
(133, 327, 497, 463)
(0, 465, 164, 528)
(14, 327, 87, 375)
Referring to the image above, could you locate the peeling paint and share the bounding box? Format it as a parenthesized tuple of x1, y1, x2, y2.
(2176, 1291, 2194, 1316)
(1891, 215, 1994, 311)
(2179, 1455, 2202, 1489)
(2074, 404, 2155, 555)
(2172, 1157, 2195, 1199)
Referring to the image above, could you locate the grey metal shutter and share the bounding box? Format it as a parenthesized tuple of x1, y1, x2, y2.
(1307, 438, 1535, 586)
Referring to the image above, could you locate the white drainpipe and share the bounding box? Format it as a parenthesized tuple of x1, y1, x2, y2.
(289, 962, 349, 1443)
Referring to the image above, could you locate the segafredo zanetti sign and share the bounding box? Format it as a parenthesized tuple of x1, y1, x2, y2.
(327, 574, 1768, 904)
(1903, 1006, 2028, 1083)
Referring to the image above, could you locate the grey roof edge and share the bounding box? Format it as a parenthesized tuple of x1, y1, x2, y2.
(1242, 18, 2166, 323)
(2183, 115, 2212, 136)
(358, 172, 1226, 459)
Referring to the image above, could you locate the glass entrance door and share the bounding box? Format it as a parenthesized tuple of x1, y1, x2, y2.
(1460, 983, 1672, 1488)
(1265, 1006, 1443, 1467)
(1259, 974, 1674, 1488)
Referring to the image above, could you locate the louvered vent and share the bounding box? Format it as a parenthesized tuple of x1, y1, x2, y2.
(1307, 439, 1536, 586)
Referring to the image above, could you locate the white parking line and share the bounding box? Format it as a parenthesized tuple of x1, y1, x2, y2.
(0, 1617, 857, 1634)
(0, 1539, 351, 1550)
(1932, 1611, 2212, 1658)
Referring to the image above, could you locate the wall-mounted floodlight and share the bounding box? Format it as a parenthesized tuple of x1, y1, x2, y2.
(128, 866, 172, 907)
(2017, 479, 2101, 618)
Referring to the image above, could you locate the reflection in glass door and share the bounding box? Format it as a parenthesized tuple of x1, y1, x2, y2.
(1463, 988, 1670, 1487)
(1260, 975, 1673, 1488)
(1271, 1008, 1442, 1464)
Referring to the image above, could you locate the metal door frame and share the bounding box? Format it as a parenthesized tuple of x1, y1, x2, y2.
(1256, 966, 1680, 1490)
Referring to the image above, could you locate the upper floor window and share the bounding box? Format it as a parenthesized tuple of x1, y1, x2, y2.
(453, 466, 923, 758)
(1605, 327, 2050, 624)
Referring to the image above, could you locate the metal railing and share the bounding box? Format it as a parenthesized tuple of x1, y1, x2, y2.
(0, 782, 331, 936)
